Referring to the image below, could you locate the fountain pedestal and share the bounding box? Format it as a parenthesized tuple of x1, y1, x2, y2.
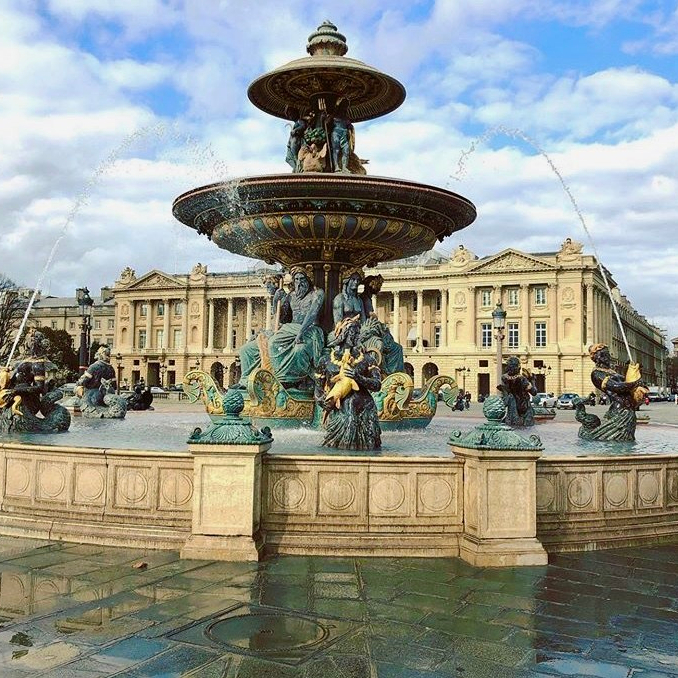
(453, 447, 548, 567)
(181, 440, 270, 561)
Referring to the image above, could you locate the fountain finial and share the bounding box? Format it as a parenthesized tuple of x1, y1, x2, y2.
(306, 20, 348, 56)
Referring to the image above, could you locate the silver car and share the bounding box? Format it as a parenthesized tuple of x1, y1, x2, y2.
(556, 393, 579, 409)
(534, 392, 556, 408)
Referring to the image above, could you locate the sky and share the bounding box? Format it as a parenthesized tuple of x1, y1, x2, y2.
(1, 0, 678, 344)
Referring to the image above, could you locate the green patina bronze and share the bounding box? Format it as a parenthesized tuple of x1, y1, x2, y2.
(183, 375, 273, 446)
(448, 395, 544, 452)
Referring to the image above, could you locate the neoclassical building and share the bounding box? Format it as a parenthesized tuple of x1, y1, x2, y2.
(108, 238, 668, 398)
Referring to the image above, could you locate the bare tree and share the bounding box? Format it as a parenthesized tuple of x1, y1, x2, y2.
(0, 275, 29, 364)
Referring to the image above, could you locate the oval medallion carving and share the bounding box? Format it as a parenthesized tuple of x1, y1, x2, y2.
(118, 470, 149, 504)
(321, 477, 355, 511)
(272, 476, 306, 510)
(604, 475, 628, 507)
(419, 477, 453, 513)
(76, 467, 106, 502)
(6, 460, 30, 496)
(567, 476, 593, 509)
(536, 476, 556, 511)
(668, 470, 678, 503)
(371, 476, 406, 512)
(638, 473, 660, 504)
(161, 471, 193, 507)
(39, 465, 66, 499)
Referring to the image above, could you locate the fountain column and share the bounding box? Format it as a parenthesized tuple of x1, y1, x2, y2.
(207, 300, 215, 351)
(245, 298, 253, 342)
(416, 290, 424, 350)
(392, 291, 400, 344)
(162, 298, 170, 349)
(145, 300, 152, 349)
(226, 298, 234, 352)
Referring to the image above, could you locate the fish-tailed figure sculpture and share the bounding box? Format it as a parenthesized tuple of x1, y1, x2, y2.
(75, 346, 127, 419)
(575, 343, 648, 441)
(0, 329, 70, 433)
(497, 356, 537, 427)
(315, 316, 381, 450)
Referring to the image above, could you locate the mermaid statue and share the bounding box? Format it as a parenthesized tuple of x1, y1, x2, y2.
(574, 343, 648, 441)
(0, 329, 71, 433)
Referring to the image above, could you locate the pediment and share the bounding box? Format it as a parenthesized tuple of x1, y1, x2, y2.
(466, 249, 556, 275)
(123, 270, 184, 290)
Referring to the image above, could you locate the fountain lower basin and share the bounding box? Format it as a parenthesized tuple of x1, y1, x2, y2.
(1, 415, 677, 559)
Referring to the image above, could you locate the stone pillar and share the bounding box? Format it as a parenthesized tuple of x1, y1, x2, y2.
(226, 298, 234, 351)
(245, 298, 253, 341)
(129, 301, 136, 349)
(162, 298, 170, 349)
(453, 447, 548, 567)
(392, 291, 400, 343)
(145, 300, 152, 349)
(468, 286, 476, 345)
(585, 283, 593, 345)
(440, 287, 448, 349)
(265, 296, 272, 331)
(416, 290, 424, 350)
(181, 298, 189, 350)
(548, 283, 557, 351)
(207, 300, 215, 351)
(521, 284, 530, 349)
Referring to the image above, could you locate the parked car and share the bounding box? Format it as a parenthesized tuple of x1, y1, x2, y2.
(647, 392, 663, 402)
(168, 384, 184, 392)
(533, 392, 556, 408)
(556, 393, 579, 409)
(149, 386, 167, 394)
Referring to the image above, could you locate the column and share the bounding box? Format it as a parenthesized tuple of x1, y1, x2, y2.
(145, 300, 152, 349)
(181, 298, 189, 350)
(440, 287, 448, 349)
(129, 301, 136, 349)
(416, 290, 423, 350)
(245, 298, 253, 341)
(265, 296, 272, 331)
(548, 283, 557, 350)
(163, 298, 170, 349)
(392, 291, 400, 344)
(207, 300, 215, 351)
(468, 287, 476, 345)
(226, 298, 234, 351)
(585, 283, 594, 345)
(521, 285, 530, 349)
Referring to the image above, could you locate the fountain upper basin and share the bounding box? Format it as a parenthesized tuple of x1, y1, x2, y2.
(172, 174, 477, 268)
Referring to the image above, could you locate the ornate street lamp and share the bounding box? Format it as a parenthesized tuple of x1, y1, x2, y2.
(76, 287, 94, 375)
(455, 366, 470, 393)
(115, 352, 123, 394)
(492, 301, 507, 388)
(159, 353, 167, 389)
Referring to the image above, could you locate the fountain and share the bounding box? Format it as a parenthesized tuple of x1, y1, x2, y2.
(0, 22, 677, 565)
(172, 21, 472, 434)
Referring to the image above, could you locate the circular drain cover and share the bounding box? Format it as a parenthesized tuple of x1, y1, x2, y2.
(205, 613, 330, 653)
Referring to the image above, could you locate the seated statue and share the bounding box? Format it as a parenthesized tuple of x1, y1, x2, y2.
(575, 343, 647, 441)
(359, 274, 404, 374)
(315, 316, 382, 450)
(75, 346, 127, 418)
(0, 329, 71, 433)
(239, 267, 325, 390)
(497, 356, 537, 427)
(126, 384, 154, 411)
(330, 268, 366, 329)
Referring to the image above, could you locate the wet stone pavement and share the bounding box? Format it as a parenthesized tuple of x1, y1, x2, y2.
(0, 538, 677, 677)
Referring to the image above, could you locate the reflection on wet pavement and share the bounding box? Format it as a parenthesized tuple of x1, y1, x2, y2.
(0, 537, 677, 676)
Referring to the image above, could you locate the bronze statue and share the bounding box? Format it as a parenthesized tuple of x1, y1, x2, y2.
(315, 316, 381, 449)
(498, 356, 537, 427)
(575, 343, 647, 441)
(75, 346, 127, 418)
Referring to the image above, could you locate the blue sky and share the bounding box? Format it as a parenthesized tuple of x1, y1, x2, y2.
(1, 0, 678, 345)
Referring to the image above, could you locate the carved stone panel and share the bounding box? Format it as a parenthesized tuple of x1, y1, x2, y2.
(318, 471, 361, 517)
(267, 470, 311, 515)
(5, 458, 32, 499)
(158, 468, 194, 511)
(369, 473, 410, 517)
(667, 467, 678, 507)
(603, 471, 632, 511)
(565, 472, 598, 512)
(113, 465, 153, 510)
(416, 472, 458, 517)
(636, 469, 662, 509)
(36, 460, 68, 504)
(73, 464, 107, 507)
(536, 472, 558, 513)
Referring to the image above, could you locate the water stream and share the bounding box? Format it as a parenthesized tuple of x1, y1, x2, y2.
(449, 124, 633, 363)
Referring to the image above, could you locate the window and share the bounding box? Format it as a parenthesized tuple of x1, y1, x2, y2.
(480, 290, 492, 307)
(435, 293, 441, 312)
(108, 319, 114, 329)
(156, 329, 164, 349)
(174, 301, 183, 316)
(434, 326, 441, 347)
(479, 360, 489, 367)
(173, 329, 182, 348)
(481, 322, 492, 348)
(389, 296, 395, 313)
(535, 322, 547, 347)
(157, 302, 165, 317)
(535, 287, 547, 306)
(69, 321, 75, 330)
(138, 330, 146, 349)
(106, 338, 113, 348)
(140, 304, 148, 317)
(507, 322, 519, 349)
(51, 320, 57, 329)
(508, 289, 519, 307)
(412, 295, 418, 312)
(94, 319, 101, 330)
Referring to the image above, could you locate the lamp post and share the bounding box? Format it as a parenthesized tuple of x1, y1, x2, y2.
(455, 366, 470, 393)
(76, 287, 94, 375)
(492, 301, 507, 388)
(115, 352, 123, 394)
(160, 362, 167, 389)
